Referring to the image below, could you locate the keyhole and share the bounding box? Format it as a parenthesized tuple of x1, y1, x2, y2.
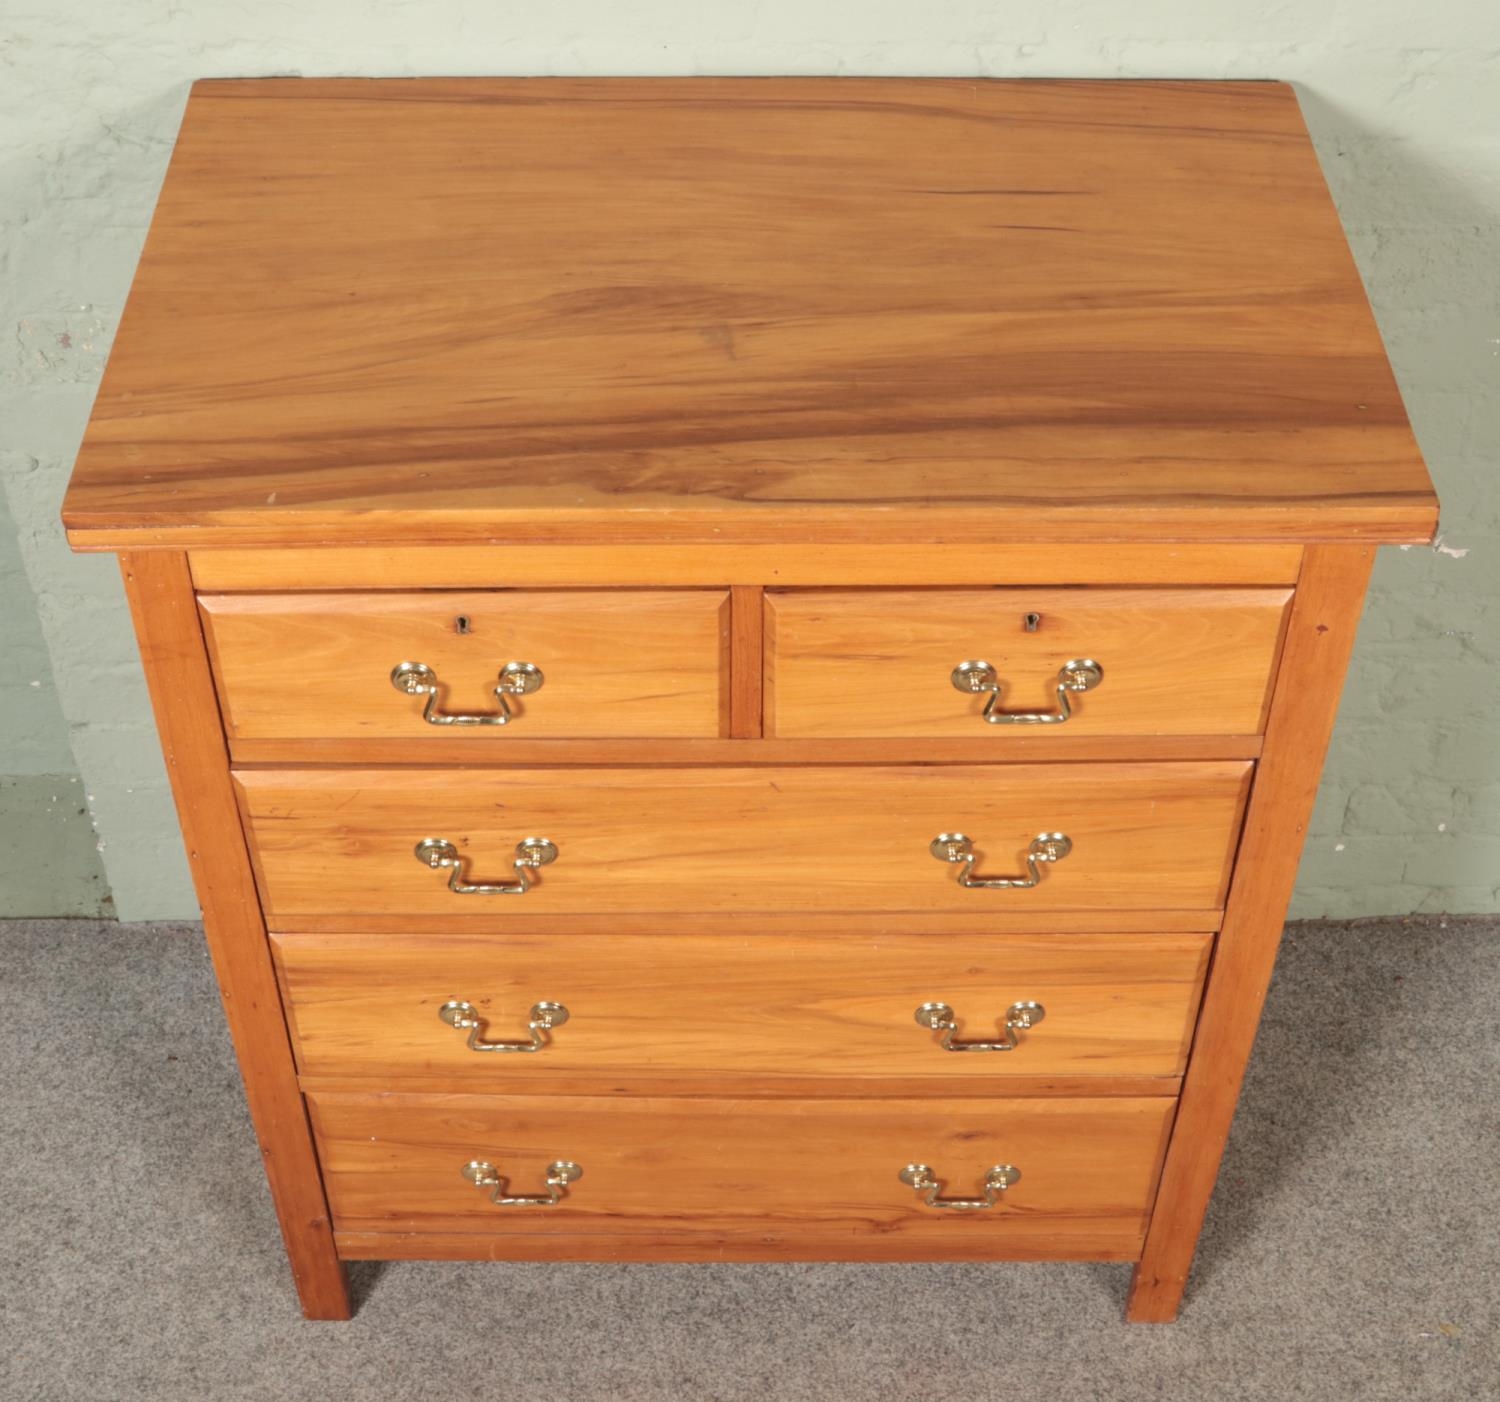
(454, 615, 472, 635)
(1024, 612, 1041, 633)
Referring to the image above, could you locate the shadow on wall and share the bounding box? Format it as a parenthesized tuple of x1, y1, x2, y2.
(0, 486, 113, 917)
(1292, 87, 1500, 919)
(0, 86, 197, 921)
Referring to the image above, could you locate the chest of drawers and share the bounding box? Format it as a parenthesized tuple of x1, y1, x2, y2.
(63, 77, 1438, 1322)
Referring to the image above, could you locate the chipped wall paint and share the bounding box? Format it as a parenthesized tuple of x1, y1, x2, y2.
(1, 2, 1496, 919)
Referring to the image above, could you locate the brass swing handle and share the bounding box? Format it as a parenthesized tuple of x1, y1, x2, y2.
(930, 832, 1072, 889)
(900, 1163, 1021, 1210)
(951, 658, 1102, 725)
(391, 659, 543, 726)
(462, 1159, 582, 1207)
(915, 1000, 1045, 1052)
(415, 837, 558, 895)
(439, 999, 569, 1052)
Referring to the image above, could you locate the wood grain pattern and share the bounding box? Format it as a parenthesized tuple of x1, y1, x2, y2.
(188, 544, 1307, 591)
(728, 585, 764, 737)
(1128, 546, 1376, 1322)
(308, 1092, 1175, 1253)
(64, 79, 1435, 551)
(236, 762, 1252, 917)
(226, 734, 1263, 766)
(275, 909, 1224, 936)
(199, 589, 729, 740)
(117, 553, 350, 1320)
(299, 1072, 1182, 1101)
(766, 588, 1291, 738)
(333, 1228, 1145, 1263)
(272, 930, 1210, 1083)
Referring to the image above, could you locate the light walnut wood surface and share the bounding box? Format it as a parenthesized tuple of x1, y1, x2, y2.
(309, 1092, 1175, 1251)
(200, 590, 730, 740)
(299, 1072, 1181, 1100)
(188, 543, 1306, 591)
(226, 735, 1262, 765)
(728, 585, 764, 738)
(766, 588, 1290, 738)
(269, 909, 1222, 936)
(333, 1229, 1147, 1263)
(64, 79, 1435, 551)
(272, 931, 1210, 1083)
(236, 762, 1251, 918)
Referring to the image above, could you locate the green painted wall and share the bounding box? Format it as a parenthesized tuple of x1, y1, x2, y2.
(1, 4, 1495, 921)
(0, 485, 111, 916)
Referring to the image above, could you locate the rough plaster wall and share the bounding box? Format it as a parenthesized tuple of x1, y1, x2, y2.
(0, 489, 73, 778)
(1, 3, 1494, 921)
(0, 482, 112, 914)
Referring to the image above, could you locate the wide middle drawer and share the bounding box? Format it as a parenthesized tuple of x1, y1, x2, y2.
(273, 931, 1210, 1082)
(237, 762, 1251, 917)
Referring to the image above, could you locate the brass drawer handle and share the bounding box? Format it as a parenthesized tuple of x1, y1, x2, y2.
(899, 1163, 1021, 1210)
(415, 836, 558, 895)
(915, 1000, 1045, 1052)
(462, 1159, 582, 1207)
(439, 999, 569, 1052)
(391, 659, 544, 726)
(930, 832, 1071, 889)
(951, 658, 1102, 725)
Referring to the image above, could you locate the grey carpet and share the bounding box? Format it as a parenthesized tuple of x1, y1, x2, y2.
(1, 917, 1495, 1402)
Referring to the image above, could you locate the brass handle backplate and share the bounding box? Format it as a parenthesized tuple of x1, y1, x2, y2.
(899, 1163, 1021, 1210)
(439, 999, 569, 1053)
(415, 836, 558, 895)
(951, 658, 1102, 725)
(929, 832, 1072, 889)
(392, 659, 544, 726)
(915, 1000, 1045, 1052)
(462, 1159, 582, 1207)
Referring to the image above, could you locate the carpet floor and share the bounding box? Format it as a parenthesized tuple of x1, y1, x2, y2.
(1, 916, 1495, 1401)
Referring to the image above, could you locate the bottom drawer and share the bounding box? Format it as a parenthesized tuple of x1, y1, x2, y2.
(311, 1092, 1174, 1261)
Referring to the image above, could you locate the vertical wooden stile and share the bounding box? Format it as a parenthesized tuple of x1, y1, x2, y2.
(119, 552, 351, 1320)
(1127, 545, 1376, 1321)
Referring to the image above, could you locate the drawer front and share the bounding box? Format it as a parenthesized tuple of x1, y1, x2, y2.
(310, 1092, 1174, 1254)
(275, 931, 1210, 1082)
(765, 588, 1291, 738)
(200, 590, 730, 740)
(239, 762, 1251, 918)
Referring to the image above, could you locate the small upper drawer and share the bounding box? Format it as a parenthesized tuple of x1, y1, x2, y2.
(200, 590, 730, 740)
(764, 588, 1291, 738)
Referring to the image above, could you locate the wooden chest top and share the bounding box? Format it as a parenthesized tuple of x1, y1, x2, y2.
(63, 77, 1436, 549)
